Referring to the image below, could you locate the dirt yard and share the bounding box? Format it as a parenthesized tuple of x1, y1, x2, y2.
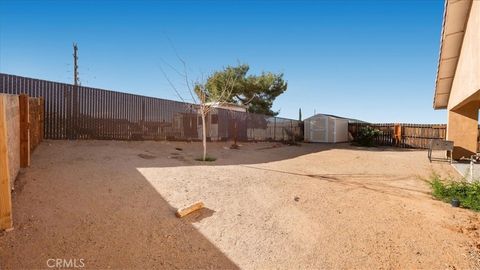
(1, 140, 479, 269)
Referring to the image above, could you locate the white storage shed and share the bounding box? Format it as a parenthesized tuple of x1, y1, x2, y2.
(304, 114, 350, 143)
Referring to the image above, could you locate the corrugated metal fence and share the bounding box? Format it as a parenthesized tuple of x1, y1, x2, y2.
(0, 73, 301, 141)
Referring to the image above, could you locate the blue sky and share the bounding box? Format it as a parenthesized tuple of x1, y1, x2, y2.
(0, 0, 446, 123)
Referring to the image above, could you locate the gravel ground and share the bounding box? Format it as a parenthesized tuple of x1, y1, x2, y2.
(0, 140, 479, 269)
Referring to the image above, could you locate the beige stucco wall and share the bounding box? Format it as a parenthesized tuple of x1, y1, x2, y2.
(447, 1, 480, 110)
(447, 101, 479, 159)
(2, 94, 20, 188)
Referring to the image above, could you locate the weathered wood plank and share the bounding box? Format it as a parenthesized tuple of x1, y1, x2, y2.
(0, 96, 13, 231)
(19, 94, 30, 167)
(175, 201, 205, 218)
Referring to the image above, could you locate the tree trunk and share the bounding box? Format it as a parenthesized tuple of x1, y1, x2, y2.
(201, 111, 207, 161)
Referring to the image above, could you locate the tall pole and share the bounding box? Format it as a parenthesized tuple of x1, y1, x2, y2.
(72, 43, 79, 139)
(73, 43, 79, 86)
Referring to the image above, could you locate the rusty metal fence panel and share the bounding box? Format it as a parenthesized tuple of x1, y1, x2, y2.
(0, 73, 301, 141)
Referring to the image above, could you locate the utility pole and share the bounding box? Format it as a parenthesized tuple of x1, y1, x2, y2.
(73, 42, 79, 86)
(71, 42, 79, 140)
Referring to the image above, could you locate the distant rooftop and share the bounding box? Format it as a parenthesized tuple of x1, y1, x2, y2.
(205, 102, 247, 112)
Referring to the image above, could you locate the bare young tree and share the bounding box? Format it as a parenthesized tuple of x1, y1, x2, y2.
(160, 57, 237, 161)
(193, 77, 236, 160)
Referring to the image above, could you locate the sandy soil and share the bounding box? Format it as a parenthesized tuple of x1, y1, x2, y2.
(1, 140, 479, 269)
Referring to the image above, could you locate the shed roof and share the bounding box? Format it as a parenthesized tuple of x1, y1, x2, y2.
(305, 113, 367, 123)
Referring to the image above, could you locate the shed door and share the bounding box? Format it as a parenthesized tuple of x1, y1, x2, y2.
(334, 119, 349, 143)
(310, 117, 328, 142)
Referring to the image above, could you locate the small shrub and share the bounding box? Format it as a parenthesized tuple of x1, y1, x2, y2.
(355, 126, 382, 147)
(195, 156, 217, 162)
(429, 173, 480, 211)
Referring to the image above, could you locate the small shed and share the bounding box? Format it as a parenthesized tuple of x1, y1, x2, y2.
(304, 114, 351, 143)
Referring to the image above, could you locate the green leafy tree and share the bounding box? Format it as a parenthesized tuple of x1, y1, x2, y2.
(204, 64, 287, 116)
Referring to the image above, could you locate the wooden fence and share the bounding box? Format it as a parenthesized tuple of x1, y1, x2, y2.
(1, 93, 44, 231)
(0, 95, 13, 230)
(0, 73, 301, 142)
(348, 123, 450, 149)
(18, 94, 44, 168)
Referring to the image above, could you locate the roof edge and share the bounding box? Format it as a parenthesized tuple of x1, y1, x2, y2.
(433, 0, 473, 110)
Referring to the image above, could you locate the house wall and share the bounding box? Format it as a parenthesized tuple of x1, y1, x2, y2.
(446, 2, 480, 159)
(447, 1, 480, 110)
(447, 101, 479, 159)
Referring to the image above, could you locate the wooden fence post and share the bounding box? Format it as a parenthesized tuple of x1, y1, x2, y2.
(394, 123, 401, 147)
(19, 94, 30, 168)
(0, 96, 13, 231)
(39, 98, 44, 142)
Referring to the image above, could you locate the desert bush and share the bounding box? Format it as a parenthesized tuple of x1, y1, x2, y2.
(429, 173, 480, 211)
(355, 126, 382, 147)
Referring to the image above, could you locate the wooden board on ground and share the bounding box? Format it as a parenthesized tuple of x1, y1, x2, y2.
(175, 201, 205, 218)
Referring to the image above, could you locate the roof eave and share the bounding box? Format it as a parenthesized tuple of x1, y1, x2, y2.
(433, 0, 473, 110)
